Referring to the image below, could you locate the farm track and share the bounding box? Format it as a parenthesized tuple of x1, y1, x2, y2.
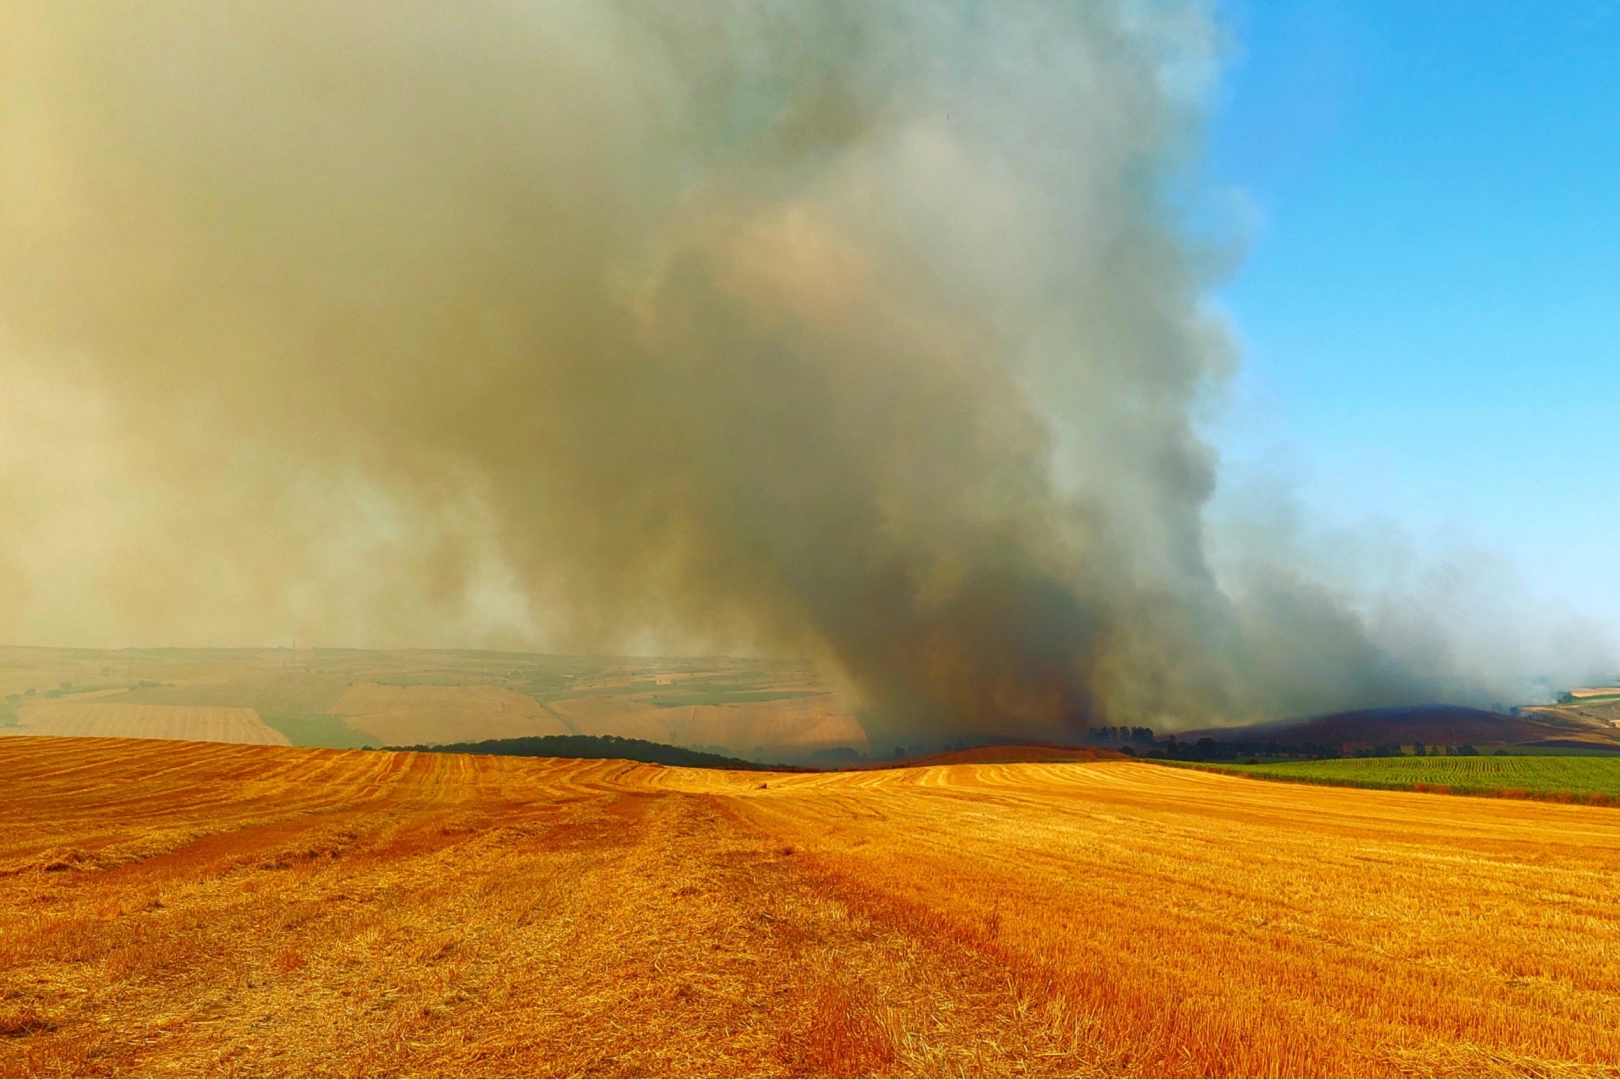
(3, 738, 1620, 1076)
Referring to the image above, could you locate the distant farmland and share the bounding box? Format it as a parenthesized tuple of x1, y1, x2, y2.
(1181, 754, 1620, 802)
(331, 682, 571, 746)
(0, 701, 289, 745)
(0, 647, 865, 759)
(3, 737, 1620, 1076)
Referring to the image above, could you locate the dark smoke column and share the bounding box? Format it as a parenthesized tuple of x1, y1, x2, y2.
(0, 3, 1447, 737)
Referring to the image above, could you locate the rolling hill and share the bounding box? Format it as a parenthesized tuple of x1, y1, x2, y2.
(1178, 703, 1620, 751)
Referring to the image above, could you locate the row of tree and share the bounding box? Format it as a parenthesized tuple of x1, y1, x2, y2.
(1115, 735, 1483, 762)
(1083, 725, 1157, 746)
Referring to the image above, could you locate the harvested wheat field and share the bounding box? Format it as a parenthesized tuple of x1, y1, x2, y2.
(0, 702, 288, 746)
(2, 738, 1619, 1077)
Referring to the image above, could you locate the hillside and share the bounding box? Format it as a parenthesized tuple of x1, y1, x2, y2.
(389, 733, 793, 771)
(0, 699, 289, 746)
(1179, 703, 1620, 751)
(1523, 698, 1620, 737)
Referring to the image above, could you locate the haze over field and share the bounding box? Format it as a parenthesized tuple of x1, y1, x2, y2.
(0, 2, 1608, 745)
(0, 647, 873, 761)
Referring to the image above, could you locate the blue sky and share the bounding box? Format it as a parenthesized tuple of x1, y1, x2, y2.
(1202, 0, 1620, 629)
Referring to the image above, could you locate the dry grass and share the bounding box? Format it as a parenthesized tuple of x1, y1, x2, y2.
(2, 739, 1619, 1077)
(1, 703, 287, 745)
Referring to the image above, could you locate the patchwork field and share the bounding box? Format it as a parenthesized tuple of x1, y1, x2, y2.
(0, 648, 863, 759)
(1186, 754, 1620, 800)
(3, 737, 1618, 1077)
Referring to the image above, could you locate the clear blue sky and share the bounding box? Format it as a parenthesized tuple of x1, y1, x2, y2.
(1203, 0, 1620, 626)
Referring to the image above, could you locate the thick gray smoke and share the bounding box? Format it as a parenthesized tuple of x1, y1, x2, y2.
(0, 2, 1566, 741)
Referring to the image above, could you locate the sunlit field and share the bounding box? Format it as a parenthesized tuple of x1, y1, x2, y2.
(3, 737, 1619, 1077)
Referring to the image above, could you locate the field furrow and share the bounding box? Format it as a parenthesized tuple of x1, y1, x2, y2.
(2, 738, 1618, 1077)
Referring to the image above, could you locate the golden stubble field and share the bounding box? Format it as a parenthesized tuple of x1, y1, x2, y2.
(2, 737, 1618, 1078)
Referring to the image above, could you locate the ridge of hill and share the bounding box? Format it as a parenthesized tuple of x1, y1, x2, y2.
(861, 743, 1126, 769)
(1179, 704, 1620, 750)
(387, 733, 801, 771)
(391, 735, 1125, 773)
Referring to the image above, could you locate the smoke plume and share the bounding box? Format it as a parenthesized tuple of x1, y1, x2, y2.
(0, 2, 1576, 741)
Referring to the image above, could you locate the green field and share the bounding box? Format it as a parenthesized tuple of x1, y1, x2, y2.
(1181, 755, 1620, 801)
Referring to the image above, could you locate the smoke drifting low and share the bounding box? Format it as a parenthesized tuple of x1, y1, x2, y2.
(0, 2, 1585, 741)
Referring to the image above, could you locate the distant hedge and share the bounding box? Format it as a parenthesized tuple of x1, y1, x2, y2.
(386, 733, 794, 771)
